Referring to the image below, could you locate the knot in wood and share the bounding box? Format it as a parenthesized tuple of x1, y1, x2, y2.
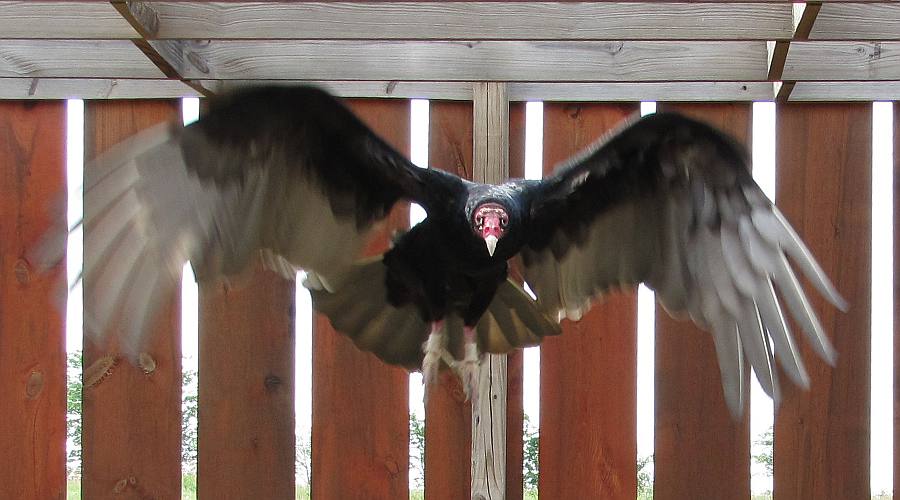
(26, 371, 44, 399)
(138, 352, 157, 374)
(14, 259, 30, 285)
(383, 456, 400, 477)
(113, 478, 128, 493)
(264, 374, 282, 391)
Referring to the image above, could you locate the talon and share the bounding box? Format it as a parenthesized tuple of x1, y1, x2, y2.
(422, 320, 446, 389)
(459, 326, 480, 404)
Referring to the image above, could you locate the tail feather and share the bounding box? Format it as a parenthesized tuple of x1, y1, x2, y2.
(309, 258, 561, 370)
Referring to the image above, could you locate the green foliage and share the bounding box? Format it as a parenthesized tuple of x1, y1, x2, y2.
(66, 351, 83, 478)
(409, 412, 426, 488)
(752, 426, 774, 477)
(637, 454, 654, 499)
(523, 415, 539, 491)
(182, 369, 199, 472)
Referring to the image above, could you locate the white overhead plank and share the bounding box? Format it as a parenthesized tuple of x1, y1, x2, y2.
(0, 1, 137, 39)
(789, 81, 900, 101)
(810, 3, 900, 40)
(0, 78, 201, 99)
(174, 40, 768, 81)
(148, 1, 792, 40)
(0, 41, 165, 78)
(204, 80, 776, 101)
(783, 41, 900, 81)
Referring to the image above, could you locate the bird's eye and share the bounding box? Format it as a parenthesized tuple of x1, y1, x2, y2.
(500, 215, 508, 226)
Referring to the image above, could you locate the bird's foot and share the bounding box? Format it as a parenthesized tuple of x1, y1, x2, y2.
(421, 320, 446, 387)
(457, 326, 481, 404)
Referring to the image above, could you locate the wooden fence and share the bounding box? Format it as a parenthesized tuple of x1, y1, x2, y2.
(0, 97, 886, 499)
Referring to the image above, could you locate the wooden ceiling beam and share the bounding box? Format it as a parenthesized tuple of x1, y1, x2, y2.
(111, 1, 214, 96)
(773, 1, 821, 102)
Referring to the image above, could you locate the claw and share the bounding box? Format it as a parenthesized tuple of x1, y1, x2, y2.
(422, 320, 445, 388)
(458, 326, 481, 404)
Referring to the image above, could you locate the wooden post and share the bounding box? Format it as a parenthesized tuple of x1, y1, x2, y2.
(82, 100, 183, 499)
(0, 101, 67, 500)
(471, 82, 509, 500)
(653, 103, 751, 500)
(774, 103, 871, 499)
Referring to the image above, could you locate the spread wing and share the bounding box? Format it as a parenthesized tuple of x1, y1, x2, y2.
(520, 112, 846, 416)
(80, 85, 462, 356)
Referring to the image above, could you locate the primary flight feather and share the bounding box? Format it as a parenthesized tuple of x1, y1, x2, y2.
(75, 85, 845, 415)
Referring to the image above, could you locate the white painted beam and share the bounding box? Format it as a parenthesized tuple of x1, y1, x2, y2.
(0, 40, 164, 78)
(0, 1, 136, 39)
(810, 3, 900, 40)
(175, 40, 768, 82)
(147, 2, 792, 41)
(0, 78, 201, 99)
(784, 41, 900, 81)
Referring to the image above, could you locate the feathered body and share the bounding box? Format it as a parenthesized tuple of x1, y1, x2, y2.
(69, 85, 845, 415)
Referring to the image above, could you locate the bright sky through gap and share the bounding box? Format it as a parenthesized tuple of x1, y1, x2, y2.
(870, 101, 893, 496)
(409, 99, 429, 422)
(523, 101, 544, 428)
(750, 101, 776, 494)
(636, 101, 656, 463)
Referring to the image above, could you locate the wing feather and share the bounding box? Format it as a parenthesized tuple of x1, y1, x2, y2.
(76, 85, 460, 358)
(520, 112, 844, 415)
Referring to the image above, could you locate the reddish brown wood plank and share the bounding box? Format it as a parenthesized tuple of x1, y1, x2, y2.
(895, 101, 900, 500)
(82, 101, 182, 499)
(312, 99, 410, 499)
(774, 103, 871, 499)
(423, 100, 473, 500)
(505, 101, 527, 500)
(198, 265, 295, 499)
(539, 103, 638, 499)
(0, 101, 67, 500)
(653, 103, 752, 500)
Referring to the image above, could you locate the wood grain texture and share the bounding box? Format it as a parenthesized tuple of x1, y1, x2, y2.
(790, 82, 900, 101)
(653, 103, 752, 500)
(0, 78, 202, 100)
(0, 101, 67, 500)
(471, 82, 510, 499)
(424, 100, 474, 500)
(539, 103, 638, 500)
(311, 99, 410, 500)
(82, 100, 182, 499)
(0, 40, 164, 79)
(0, 1, 136, 39)
(178, 40, 768, 82)
(784, 41, 900, 81)
(198, 265, 295, 499)
(811, 3, 900, 40)
(505, 102, 527, 500)
(774, 103, 871, 500)
(205, 80, 777, 103)
(150, 2, 791, 40)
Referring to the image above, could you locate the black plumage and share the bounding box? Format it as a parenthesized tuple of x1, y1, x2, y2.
(75, 85, 844, 414)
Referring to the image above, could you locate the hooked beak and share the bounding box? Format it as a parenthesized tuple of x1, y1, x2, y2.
(484, 235, 498, 256)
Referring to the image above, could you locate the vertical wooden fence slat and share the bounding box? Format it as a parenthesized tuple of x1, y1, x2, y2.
(653, 103, 751, 500)
(505, 101, 527, 500)
(424, 100, 474, 500)
(0, 101, 67, 500)
(539, 103, 638, 499)
(82, 101, 182, 499)
(894, 101, 900, 500)
(312, 98, 410, 499)
(774, 103, 871, 499)
(197, 266, 295, 498)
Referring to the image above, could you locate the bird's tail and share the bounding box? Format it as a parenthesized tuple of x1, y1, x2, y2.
(307, 258, 560, 371)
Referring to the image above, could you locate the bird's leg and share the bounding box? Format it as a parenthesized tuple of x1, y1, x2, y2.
(421, 320, 446, 387)
(459, 325, 481, 403)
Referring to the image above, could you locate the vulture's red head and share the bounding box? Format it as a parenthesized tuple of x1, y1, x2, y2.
(472, 203, 509, 257)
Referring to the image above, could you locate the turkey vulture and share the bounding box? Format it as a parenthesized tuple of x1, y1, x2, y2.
(76, 85, 844, 416)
